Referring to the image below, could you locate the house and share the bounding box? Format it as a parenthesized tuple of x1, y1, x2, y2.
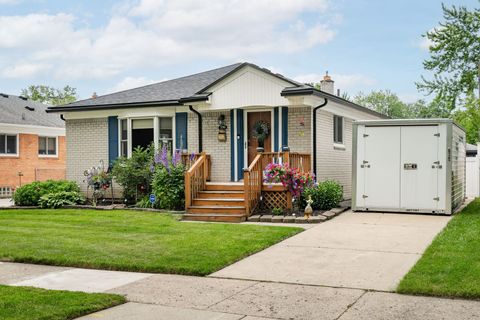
(0, 93, 66, 198)
(47, 62, 386, 221)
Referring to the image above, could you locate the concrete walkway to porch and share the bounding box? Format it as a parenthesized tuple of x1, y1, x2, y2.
(2, 210, 479, 319)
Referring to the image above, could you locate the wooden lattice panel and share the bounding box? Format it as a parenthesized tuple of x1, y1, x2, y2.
(261, 190, 289, 211)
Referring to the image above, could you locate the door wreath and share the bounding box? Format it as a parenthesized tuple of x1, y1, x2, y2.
(252, 120, 270, 148)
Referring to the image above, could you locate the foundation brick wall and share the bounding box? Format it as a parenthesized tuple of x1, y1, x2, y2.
(0, 134, 66, 189)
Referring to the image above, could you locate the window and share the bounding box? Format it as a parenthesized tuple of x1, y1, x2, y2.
(158, 117, 173, 153)
(38, 136, 57, 156)
(120, 119, 128, 157)
(333, 115, 343, 144)
(0, 134, 17, 155)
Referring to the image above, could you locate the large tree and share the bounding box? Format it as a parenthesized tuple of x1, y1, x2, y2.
(353, 90, 416, 118)
(21, 85, 77, 106)
(417, 3, 480, 112)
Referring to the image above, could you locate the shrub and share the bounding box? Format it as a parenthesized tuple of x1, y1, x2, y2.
(13, 180, 81, 206)
(302, 180, 343, 210)
(111, 145, 154, 202)
(150, 158, 185, 211)
(272, 207, 284, 215)
(39, 191, 85, 209)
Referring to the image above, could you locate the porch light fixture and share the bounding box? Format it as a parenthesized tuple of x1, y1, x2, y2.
(217, 114, 227, 142)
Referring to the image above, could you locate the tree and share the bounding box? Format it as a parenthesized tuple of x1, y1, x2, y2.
(417, 4, 480, 112)
(21, 85, 77, 106)
(353, 90, 415, 118)
(453, 95, 480, 144)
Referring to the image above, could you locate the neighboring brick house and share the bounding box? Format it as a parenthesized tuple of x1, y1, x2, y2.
(0, 93, 66, 197)
(48, 62, 386, 202)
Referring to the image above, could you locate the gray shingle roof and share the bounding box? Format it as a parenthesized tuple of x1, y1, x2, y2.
(0, 94, 64, 128)
(62, 63, 245, 108)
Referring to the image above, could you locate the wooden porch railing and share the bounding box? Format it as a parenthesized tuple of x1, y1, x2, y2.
(260, 151, 311, 173)
(182, 153, 211, 181)
(185, 152, 208, 208)
(243, 153, 263, 216)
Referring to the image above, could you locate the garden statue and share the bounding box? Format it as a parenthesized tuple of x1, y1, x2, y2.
(304, 195, 313, 219)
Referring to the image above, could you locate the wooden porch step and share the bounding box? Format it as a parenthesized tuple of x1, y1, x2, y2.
(205, 182, 244, 191)
(183, 213, 246, 223)
(187, 206, 246, 215)
(192, 198, 244, 206)
(197, 191, 244, 199)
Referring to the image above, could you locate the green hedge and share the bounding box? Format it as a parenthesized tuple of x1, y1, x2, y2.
(13, 180, 81, 206)
(302, 180, 343, 210)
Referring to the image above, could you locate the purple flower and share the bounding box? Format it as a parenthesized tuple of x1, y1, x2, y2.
(150, 163, 155, 173)
(189, 152, 196, 162)
(154, 152, 161, 164)
(160, 144, 169, 168)
(172, 150, 181, 166)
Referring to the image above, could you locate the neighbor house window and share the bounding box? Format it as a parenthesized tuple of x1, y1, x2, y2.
(158, 117, 173, 153)
(38, 136, 57, 156)
(120, 119, 128, 157)
(0, 134, 17, 155)
(333, 115, 343, 144)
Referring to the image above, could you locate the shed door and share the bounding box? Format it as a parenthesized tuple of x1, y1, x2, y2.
(400, 125, 440, 211)
(357, 126, 401, 209)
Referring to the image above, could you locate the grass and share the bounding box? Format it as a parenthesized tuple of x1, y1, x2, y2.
(0, 209, 301, 276)
(397, 199, 480, 299)
(0, 285, 125, 320)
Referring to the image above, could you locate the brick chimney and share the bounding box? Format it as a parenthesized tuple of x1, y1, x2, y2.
(320, 71, 334, 95)
(91, 92, 98, 99)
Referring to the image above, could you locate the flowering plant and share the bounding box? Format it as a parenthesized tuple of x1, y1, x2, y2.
(84, 160, 112, 206)
(263, 162, 315, 200)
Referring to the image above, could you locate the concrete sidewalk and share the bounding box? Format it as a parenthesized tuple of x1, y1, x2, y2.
(1, 262, 480, 320)
(211, 210, 451, 291)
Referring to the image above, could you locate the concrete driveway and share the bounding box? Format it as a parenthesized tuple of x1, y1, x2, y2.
(0, 198, 13, 207)
(211, 210, 451, 291)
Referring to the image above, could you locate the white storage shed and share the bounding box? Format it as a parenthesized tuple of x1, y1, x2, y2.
(352, 119, 465, 215)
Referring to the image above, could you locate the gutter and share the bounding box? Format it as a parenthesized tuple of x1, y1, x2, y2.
(46, 99, 181, 113)
(189, 105, 203, 152)
(313, 98, 328, 180)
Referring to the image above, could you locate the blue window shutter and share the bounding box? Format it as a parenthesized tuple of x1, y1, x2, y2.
(236, 109, 244, 180)
(281, 107, 288, 148)
(175, 113, 188, 150)
(230, 109, 235, 181)
(108, 116, 119, 167)
(273, 107, 279, 152)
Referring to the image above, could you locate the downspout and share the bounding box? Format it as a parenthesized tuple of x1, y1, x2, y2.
(312, 98, 328, 180)
(60, 114, 65, 121)
(189, 105, 203, 152)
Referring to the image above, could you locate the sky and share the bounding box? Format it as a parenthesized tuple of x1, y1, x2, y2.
(0, 0, 478, 102)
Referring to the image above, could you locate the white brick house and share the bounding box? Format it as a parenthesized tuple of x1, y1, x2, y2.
(48, 62, 385, 202)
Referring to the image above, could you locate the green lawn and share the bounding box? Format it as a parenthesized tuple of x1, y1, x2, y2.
(397, 199, 480, 299)
(0, 285, 124, 320)
(0, 209, 301, 276)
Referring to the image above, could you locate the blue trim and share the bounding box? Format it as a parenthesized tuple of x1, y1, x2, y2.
(108, 116, 119, 167)
(281, 107, 288, 148)
(175, 112, 188, 150)
(230, 109, 235, 181)
(236, 109, 244, 180)
(273, 107, 279, 151)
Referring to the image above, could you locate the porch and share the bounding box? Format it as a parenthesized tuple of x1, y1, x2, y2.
(184, 150, 311, 222)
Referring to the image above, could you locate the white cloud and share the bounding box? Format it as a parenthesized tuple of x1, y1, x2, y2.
(0, 0, 337, 80)
(0, 0, 20, 4)
(2, 63, 51, 78)
(107, 76, 165, 94)
(294, 73, 377, 90)
(419, 36, 434, 50)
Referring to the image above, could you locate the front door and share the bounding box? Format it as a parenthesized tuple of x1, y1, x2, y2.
(247, 111, 272, 165)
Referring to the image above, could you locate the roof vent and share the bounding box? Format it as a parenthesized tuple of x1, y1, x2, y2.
(25, 106, 35, 111)
(19, 96, 28, 100)
(0, 93, 9, 98)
